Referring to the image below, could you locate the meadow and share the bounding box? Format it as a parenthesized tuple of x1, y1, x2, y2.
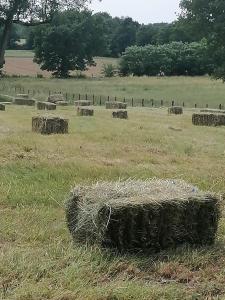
(0, 101, 225, 299)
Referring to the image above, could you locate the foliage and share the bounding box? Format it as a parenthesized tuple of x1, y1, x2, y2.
(101, 63, 117, 77)
(119, 40, 213, 76)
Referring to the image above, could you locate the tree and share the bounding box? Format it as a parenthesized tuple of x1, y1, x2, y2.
(0, 0, 91, 70)
(180, 0, 225, 80)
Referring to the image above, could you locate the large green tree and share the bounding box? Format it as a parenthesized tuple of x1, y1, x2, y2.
(180, 0, 225, 80)
(0, 0, 91, 70)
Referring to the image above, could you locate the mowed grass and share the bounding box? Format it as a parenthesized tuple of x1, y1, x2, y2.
(1, 76, 225, 108)
(1, 104, 225, 300)
(5, 50, 34, 58)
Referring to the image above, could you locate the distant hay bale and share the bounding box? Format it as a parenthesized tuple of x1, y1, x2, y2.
(16, 94, 29, 99)
(112, 110, 128, 119)
(106, 101, 127, 109)
(168, 106, 183, 115)
(47, 94, 65, 103)
(77, 107, 94, 116)
(56, 101, 69, 106)
(200, 109, 225, 114)
(0, 94, 13, 103)
(0, 103, 5, 111)
(74, 100, 91, 106)
(37, 101, 56, 110)
(32, 116, 68, 134)
(192, 113, 225, 126)
(13, 98, 36, 106)
(66, 179, 219, 253)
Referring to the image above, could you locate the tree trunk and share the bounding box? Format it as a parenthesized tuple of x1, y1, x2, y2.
(0, 16, 14, 69)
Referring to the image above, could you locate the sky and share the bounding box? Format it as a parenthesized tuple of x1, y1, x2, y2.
(90, 0, 181, 24)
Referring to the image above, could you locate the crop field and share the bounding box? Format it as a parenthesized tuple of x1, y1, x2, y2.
(0, 101, 225, 299)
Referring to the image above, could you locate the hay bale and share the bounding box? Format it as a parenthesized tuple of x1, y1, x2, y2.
(200, 109, 225, 114)
(66, 179, 219, 253)
(112, 110, 128, 119)
(74, 100, 91, 106)
(13, 98, 36, 106)
(168, 106, 183, 115)
(0, 103, 5, 111)
(0, 94, 13, 103)
(37, 101, 56, 110)
(47, 94, 65, 103)
(56, 101, 69, 106)
(77, 107, 94, 116)
(106, 101, 127, 109)
(16, 94, 29, 99)
(32, 116, 68, 134)
(192, 113, 225, 126)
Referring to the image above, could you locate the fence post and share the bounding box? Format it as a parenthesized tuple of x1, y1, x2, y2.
(93, 94, 95, 105)
(85, 94, 87, 100)
(172, 100, 174, 107)
(161, 99, 163, 107)
(115, 96, 117, 102)
(79, 94, 81, 100)
(100, 96, 102, 106)
(195, 104, 197, 108)
(219, 104, 222, 110)
(206, 104, 208, 108)
(124, 97, 126, 103)
(49, 90, 51, 96)
(142, 99, 144, 107)
(151, 99, 154, 107)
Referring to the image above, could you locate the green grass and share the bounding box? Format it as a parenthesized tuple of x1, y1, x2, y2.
(1, 76, 225, 108)
(5, 50, 34, 58)
(1, 104, 225, 299)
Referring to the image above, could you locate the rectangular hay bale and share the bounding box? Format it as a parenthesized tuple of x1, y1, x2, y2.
(32, 116, 68, 134)
(13, 98, 36, 106)
(112, 110, 128, 119)
(77, 107, 94, 116)
(168, 106, 183, 115)
(37, 101, 56, 110)
(192, 113, 225, 126)
(0, 103, 5, 111)
(105, 102, 127, 109)
(74, 100, 91, 106)
(47, 94, 65, 103)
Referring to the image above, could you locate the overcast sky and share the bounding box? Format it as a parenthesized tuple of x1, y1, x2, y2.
(90, 0, 181, 24)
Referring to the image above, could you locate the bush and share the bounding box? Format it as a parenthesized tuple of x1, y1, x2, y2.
(101, 63, 117, 77)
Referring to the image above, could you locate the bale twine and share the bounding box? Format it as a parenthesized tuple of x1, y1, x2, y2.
(106, 101, 127, 109)
(37, 101, 56, 110)
(66, 179, 220, 253)
(47, 94, 65, 103)
(192, 113, 225, 127)
(0, 103, 5, 111)
(32, 116, 68, 135)
(74, 100, 91, 107)
(168, 106, 183, 115)
(56, 101, 69, 106)
(200, 109, 225, 114)
(112, 110, 128, 119)
(77, 107, 94, 116)
(13, 98, 36, 106)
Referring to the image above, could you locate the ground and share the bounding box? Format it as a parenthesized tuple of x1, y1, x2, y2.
(0, 103, 225, 300)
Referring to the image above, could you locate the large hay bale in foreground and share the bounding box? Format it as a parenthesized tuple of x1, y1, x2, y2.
(77, 107, 94, 116)
(66, 179, 219, 253)
(106, 101, 127, 109)
(0, 103, 5, 111)
(200, 109, 225, 114)
(112, 110, 128, 119)
(13, 98, 36, 106)
(37, 101, 56, 110)
(74, 100, 91, 106)
(192, 113, 225, 126)
(47, 94, 65, 103)
(168, 106, 183, 115)
(32, 116, 68, 134)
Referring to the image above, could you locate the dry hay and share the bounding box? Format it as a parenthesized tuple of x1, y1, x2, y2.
(13, 97, 36, 106)
(37, 101, 56, 110)
(0, 103, 5, 111)
(106, 101, 127, 109)
(56, 101, 69, 106)
(74, 100, 91, 106)
(32, 116, 68, 135)
(16, 94, 29, 99)
(192, 113, 225, 127)
(66, 179, 220, 253)
(200, 109, 225, 114)
(77, 107, 94, 116)
(112, 110, 128, 119)
(47, 94, 65, 103)
(168, 106, 183, 115)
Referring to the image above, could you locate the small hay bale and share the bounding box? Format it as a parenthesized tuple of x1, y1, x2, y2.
(77, 107, 94, 116)
(37, 101, 56, 110)
(0, 103, 5, 111)
(56, 101, 69, 106)
(168, 106, 183, 115)
(200, 109, 225, 114)
(66, 179, 220, 253)
(32, 116, 68, 134)
(47, 94, 65, 103)
(13, 98, 36, 106)
(16, 94, 29, 99)
(192, 113, 225, 127)
(112, 110, 128, 119)
(74, 100, 91, 106)
(106, 101, 127, 109)
(0, 94, 13, 103)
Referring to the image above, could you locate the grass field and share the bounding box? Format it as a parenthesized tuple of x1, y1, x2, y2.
(1, 104, 225, 299)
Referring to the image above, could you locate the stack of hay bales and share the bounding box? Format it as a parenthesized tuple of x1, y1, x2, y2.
(168, 106, 183, 115)
(13, 94, 36, 106)
(0, 103, 5, 111)
(112, 110, 128, 119)
(32, 116, 68, 134)
(37, 101, 56, 110)
(66, 179, 219, 253)
(192, 113, 225, 126)
(47, 94, 65, 104)
(74, 100, 91, 106)
(200, 109, 225, 114)
(77, 107, 94, 116)
(106, 101, 127, 109)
